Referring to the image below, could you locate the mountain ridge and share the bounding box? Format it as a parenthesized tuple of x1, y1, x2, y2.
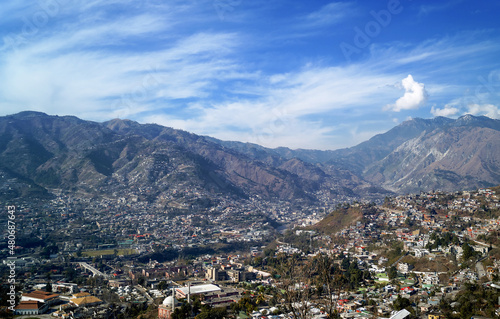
(0, 111, 499, 202)
(0, 112, 373, 204)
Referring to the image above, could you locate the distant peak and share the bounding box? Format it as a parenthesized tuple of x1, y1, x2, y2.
(455, 114, 492, 124)
(399, 116, 453, 127)
(106, 118, 138, 124)
(103, 118, 141, 133)
(458, 114, 476, 121)
(11, 111, 49, 118)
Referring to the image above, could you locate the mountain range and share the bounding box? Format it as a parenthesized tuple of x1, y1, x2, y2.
(1, 111, 499, 203)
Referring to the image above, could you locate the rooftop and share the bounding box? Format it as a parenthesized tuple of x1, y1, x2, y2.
(176, 284, 221, 296)
(22, 290, 59, 301)
(70, 296, 103, 306)
(72, 292, 91, 298)
(15, 301, 44, 310)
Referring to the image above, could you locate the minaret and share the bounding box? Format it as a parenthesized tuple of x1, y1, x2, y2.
(187, 282, 191, 304)
(171, 287, 175, 312)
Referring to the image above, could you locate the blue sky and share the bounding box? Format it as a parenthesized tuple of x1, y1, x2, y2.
(1, 0, 500, 149)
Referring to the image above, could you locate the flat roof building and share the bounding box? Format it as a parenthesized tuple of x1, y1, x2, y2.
(175, 284, 221, 298)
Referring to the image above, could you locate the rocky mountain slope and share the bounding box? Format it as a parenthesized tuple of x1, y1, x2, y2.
(362, 116, 500, 193)
(0, 112, 371, 202)
(209, 115, 500, 194)
(0, 112, 499, 202)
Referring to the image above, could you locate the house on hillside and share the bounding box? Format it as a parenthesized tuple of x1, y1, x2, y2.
(70, 295, 103, 307)
(21, 290, 60, 306)
(14, 301, 49, 315)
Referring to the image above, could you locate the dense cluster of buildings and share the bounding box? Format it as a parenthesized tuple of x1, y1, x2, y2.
(2, 187, 500, 318)
(11, 290, 104, 316)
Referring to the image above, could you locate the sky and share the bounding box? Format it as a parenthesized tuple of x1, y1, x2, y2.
(1, 0, 500, 150)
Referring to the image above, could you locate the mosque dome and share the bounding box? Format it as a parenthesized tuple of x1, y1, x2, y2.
(162, 295, 177, 306)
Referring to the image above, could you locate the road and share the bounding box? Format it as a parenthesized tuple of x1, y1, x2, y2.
(135, 285, 154, 303)
(79, 262, 109, 278)
(476, 261, 487, 279)
(391, 252, 409, 268)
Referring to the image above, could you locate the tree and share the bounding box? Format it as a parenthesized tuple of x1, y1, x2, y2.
(462, 243, 476, 261)
(235, 296, 257, 314)
(158, 280, 168, 291)
(195, 306, 227, 319)
(387, 266, 398, 280)
(172, 302, 192, 319)
(404, 217, 413, 227)
(64, 267, 77, 282)
(192, 295, 202, 316)
(40, 245, 59, 259)
(392, 295, 410, 311)
(340, 255, 350, 270)
(276, 253, 314, 319)
(313, 254, 343, 318)
(137, 276, 145, 286)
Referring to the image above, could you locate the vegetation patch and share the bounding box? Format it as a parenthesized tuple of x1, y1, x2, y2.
(79, 248, 138, 257)
(311, 204, 365, 235)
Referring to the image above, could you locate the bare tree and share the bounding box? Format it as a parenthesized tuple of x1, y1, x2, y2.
(276, 253, 315, 319)
(275, 252, 347, 319)
(312, 253, 343, 318)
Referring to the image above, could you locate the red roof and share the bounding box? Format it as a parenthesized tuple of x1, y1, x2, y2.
(15, 301, 44, 310)
(22, 290, 59, 301)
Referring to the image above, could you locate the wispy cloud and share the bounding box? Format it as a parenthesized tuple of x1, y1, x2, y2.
(418, 0, 464, 16)
(0, 22, 242, 118)
(302, 2, 353, 28)
(366, 32, 500, 75)
(142, 64, 400, 149)
(1, 1, 500, 149)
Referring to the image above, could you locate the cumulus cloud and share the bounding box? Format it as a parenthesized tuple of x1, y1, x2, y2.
(467, 104, 500, 119)
(385, 75, 427, 112)
(431, 104, 459, 117)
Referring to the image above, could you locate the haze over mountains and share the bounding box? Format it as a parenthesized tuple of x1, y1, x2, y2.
(0, 112, 499, 203)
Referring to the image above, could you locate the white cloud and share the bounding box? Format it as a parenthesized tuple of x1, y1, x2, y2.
(2, 1, 499, 150)
(303, 2, 352, 27)
(385, 75, 427, 112)
(0, 27, 241, 118)
(140, 65, 400, 149)
(431, 104, 459, 117)
(466, 104, 500, 119)
(369, 32, 500, 73)
(418, 1, 463, 16)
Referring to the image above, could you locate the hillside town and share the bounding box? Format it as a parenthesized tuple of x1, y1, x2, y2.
(2, 0, 500, 317)
(1, 186, 500, 318)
